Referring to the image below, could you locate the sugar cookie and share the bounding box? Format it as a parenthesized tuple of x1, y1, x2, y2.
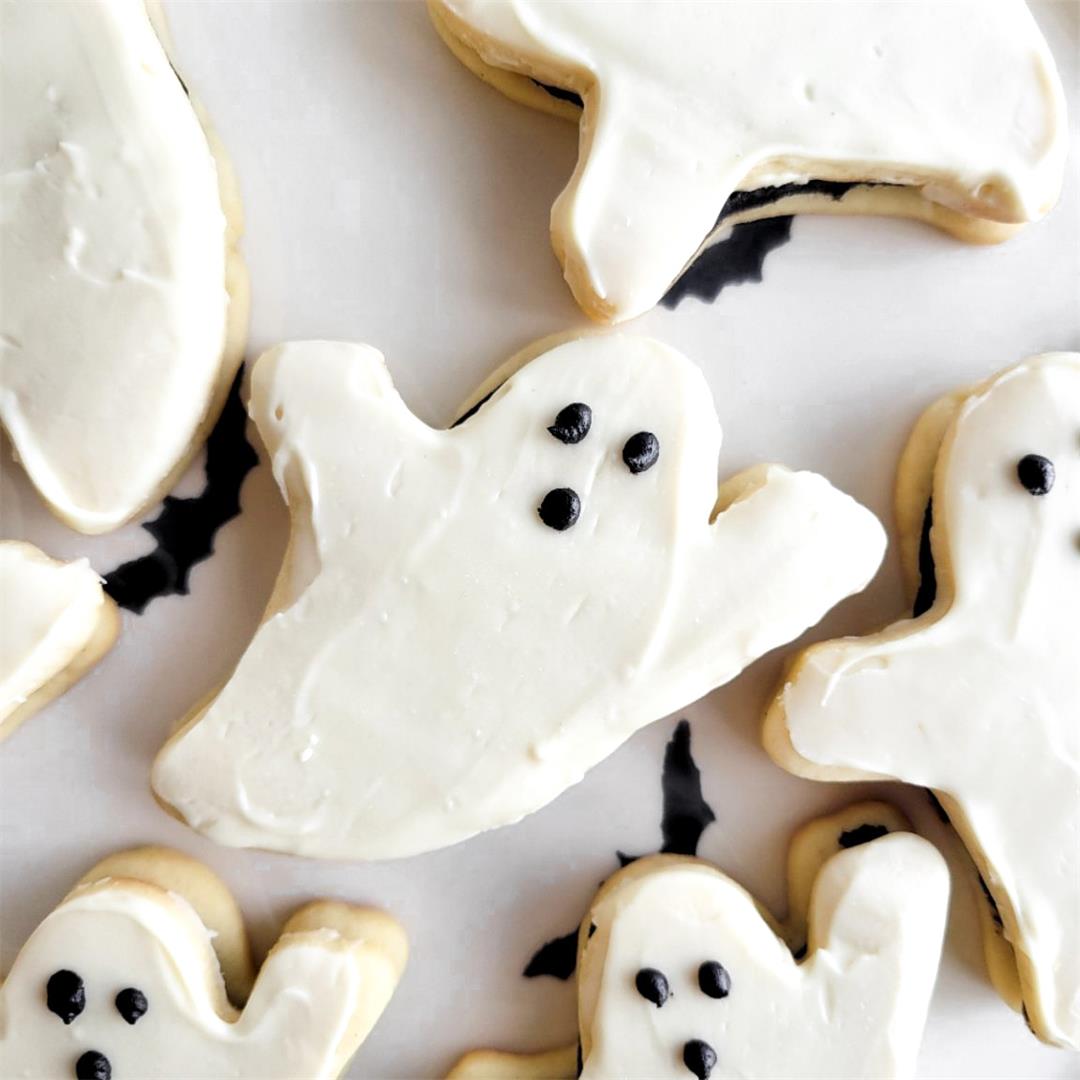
(153, 333, 885, 860)
(0, 0, 248, 533)
(450, 803, 948, 1080)
(429, 0, 1067, 322)
(0, 541, 119, 743)
(0, 846, 406, 1078)
(764, 353, 1080, 1050)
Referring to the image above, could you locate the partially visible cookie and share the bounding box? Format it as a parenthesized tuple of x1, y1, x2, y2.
(429, 0, 1067, 322)
(0, 541, 119, 743)
(764, 353, 1080, 1050)
(152, 333, 885, 860)
(0, 0, 248, 532)
(0, 846, 407, 1078)
(450, 803, 948, 1080)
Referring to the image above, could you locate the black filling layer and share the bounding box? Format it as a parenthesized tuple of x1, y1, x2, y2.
(523, 719, 716, 980)
(103, 368, 258, 614)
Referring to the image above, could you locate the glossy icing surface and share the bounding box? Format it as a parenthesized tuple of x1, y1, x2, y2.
(770, 354, 1080, 1050)
(578, 834, 949, 1079)
(0, 0, 231, 532)
(0, 879, 372, 1079)
(0, 542, 109, 724)
(153, 334, 885, 859)
(433, 0, 1067, 320)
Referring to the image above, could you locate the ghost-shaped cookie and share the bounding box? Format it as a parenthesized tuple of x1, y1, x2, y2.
(0, 541, 119, 742)
(0, 846, 406, 1079)
(429, 0, 1067, 322)
(764, 353, 1080, 1050)
(0, 0, 247, 532)
(152, 333, 885, 860)
(450, 802, 949, 1080)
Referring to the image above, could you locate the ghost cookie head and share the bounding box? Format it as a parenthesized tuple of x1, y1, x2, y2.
(0, 847, 406, 1078)
(928, 353, 1079, 621)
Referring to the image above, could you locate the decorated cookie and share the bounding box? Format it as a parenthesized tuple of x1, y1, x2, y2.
(429, 0, 1067, 322)
(0, 0, 248, 533)
(0, 541, 119, 743)
(0, 846, 407, 1078)
(152, 333, 885, 860)
(764, 353, 1080, 1050)
(450, 803, 948, 1079)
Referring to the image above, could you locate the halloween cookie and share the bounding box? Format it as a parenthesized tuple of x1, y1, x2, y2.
(764, 353, 1080, 1050)
(0, 541, 119, 743)
(0, 846, 407, 1078)
(429, 0, 1067, 323)
(152, 333, 885, 860)
(450, 802, 948, 1079)
(0, 0, 248, 533)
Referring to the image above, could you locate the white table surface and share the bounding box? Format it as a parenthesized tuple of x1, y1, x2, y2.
(2, 2, 1079, 1077)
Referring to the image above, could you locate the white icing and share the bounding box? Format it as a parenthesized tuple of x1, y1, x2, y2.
(772, 354, 1080, 1050)
(0, 542, 109, 723)
(578, 834, 949, 1079)
(433, 0, 1067, 321)
(153, 334, 885, 859)
(0, 881, 377, 1078)
(0, 0, 231, 532)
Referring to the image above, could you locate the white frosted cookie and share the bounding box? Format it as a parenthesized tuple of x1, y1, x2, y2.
(0, 541, 119, 743)
(429, 0, 1068, 323)
(0, 846, 407, 1079)
(152, 333, 886, 860)
(0, 0, 248, 533)
(450, 803, 948, 1080)
(764, 353, 1080, 1050)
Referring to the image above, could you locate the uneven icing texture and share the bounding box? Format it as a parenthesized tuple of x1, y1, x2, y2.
(773, 354, 1080, 1050)
(0, 542, 109, 722)
(0, 882, 372, 1078)
(0, 0, 230, 532)
(434, 0, 1067, 320)
(579, 836, 948, 1079)
(153, 335, 885, 859)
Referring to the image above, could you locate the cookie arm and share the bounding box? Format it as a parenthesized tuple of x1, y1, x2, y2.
(552, 108, 730, 322)
(655, 466, 885, 701)
(762, 614, 965, 785)
(235, 907, 406, 1078)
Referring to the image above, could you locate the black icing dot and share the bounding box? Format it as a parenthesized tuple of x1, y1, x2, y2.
(623, 432, 660, 474)
(634, 967, 670, 1007)
(46, 970, 85, 1024)
(698, 960, 731, 999)
(75, 1051, 111, 1080)
(683, 1039, 717, 1079)
(1017, 454, 1055, 496)
(838, 823, 889, 849)
(548, 402, 592, 444)
(538, 488, 581, 531)
(115, 986, 148, 1024)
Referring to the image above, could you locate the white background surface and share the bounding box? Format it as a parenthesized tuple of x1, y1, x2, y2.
(2, 2, 1079, 1077)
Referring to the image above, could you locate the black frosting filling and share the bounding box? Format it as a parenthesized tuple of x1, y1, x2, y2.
(103, 367, 258, 614)
(524, 719, 716, 980)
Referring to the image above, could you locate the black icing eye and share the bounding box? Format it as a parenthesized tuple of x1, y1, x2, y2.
(698, 960, 731, 999)
(538, 488, 581, 531)
(75, 1051, 111, 1080)
(634, 967, 670, 1007)
(623, 432, 659, 474)
(115, 986, 148, 1024)
(548, 402, 592, 444)
(46, 970, 85, 1024)
(683, 1039, 717, 1079)
(1017, 454, 1055, 495)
